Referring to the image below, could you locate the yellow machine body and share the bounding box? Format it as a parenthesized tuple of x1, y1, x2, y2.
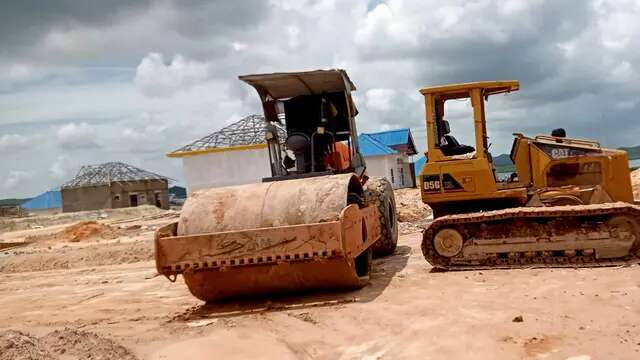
(418, 81, 639, 270)
(418, 81, 633, 214)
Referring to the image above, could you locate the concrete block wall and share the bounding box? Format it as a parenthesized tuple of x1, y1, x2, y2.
(110, 180, 169, 210)
(61, 179, 169, 213)
(61, 185, 111, 212)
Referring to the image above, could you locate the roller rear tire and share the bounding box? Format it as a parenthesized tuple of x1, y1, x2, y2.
(364, 177, 398, 257)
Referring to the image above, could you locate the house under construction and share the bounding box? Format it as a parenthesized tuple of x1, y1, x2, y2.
(168, 114, 286, 191)
(61, 162, 169, 212)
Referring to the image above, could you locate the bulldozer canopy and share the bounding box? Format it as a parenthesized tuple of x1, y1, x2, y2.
(420, 80, 519, 100)
(239, 69, 356, 100)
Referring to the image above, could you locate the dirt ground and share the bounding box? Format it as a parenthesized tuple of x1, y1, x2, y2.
(2, 203, 640, 359)
(632, 168, 640, 201)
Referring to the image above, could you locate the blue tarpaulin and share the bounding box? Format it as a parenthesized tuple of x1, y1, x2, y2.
(413, 156, 427, 174)
(21, 190, 61, 209)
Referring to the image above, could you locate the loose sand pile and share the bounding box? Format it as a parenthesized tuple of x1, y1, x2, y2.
(394, 188, 431, 222)
(0, 240, 153, 273)
(393, 187, 432, 234)
(632, 168, 640, 201)
(0, 328, 137, 360)
(1, 210, 177, 273)
(41, 328, 138, 360)
(60, 221, 120, 242)
(0, 330, 53, 360)
(0, 205, 167, 234)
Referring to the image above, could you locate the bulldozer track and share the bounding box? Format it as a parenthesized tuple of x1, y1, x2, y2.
(422, 202, 640, 270)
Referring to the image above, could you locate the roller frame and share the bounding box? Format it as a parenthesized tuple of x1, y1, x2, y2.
(155, 203, 381, 277)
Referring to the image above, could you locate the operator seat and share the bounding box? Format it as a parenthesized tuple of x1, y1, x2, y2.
(440, 120, 475, 156)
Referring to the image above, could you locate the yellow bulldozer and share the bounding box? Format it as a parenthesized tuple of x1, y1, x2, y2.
(418, 80, 640, 270)
(155, 69, 398, 301)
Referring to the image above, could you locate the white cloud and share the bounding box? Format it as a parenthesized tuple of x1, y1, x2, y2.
(231, 42, 248, 51)
(286, 26, 301, 48)
(274, 0, 337, 12)
(49, 155, 76, 180)
(365, 88, 397, 112)
(2, 170, 32, 190)
(2, 0, 640, 198)
(118, 112, 169, 149)
(0, 134, 29, 152)
(134, 53, 212, 98)
(498, 0, 544, 16)
(121, 128, 146, 142)
(56, 122, 98, 149)
(0, 62, 55, 92)
(610, 61, 637, 83)
(615, 99, 638, 110)
(4, 63, 41, 82)
(354, 3, 419, 54)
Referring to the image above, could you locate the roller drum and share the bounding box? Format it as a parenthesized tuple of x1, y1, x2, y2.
(170, 173, 373, 302)
(178, 173, 359, 235)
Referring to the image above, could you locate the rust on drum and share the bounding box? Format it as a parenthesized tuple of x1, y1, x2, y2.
(154, 174, 382, 302)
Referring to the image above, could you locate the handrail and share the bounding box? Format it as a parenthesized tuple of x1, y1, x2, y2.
(534, 135, 600, 149)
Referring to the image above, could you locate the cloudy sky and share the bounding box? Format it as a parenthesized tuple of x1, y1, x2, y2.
(1, 0, 639, 198)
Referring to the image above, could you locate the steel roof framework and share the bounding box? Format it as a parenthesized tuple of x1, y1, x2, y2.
(171, 114, 286, 153)
(61, 162, 168, 189)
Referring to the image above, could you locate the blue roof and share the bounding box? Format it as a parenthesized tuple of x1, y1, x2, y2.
(413, 156, 427, 174)
(21, 190, 61, 209)
(368, 128, 411, 146)
(359, 134, 397, 156)
(367, 128, 410, 146)
(365, 128, 417, 155)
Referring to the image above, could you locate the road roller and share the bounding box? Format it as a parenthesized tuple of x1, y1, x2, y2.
(155, 69, 398, 302)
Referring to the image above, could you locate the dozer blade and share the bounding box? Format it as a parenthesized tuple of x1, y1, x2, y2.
(422, 202, 640, 270)
(155, 174, 381, 302)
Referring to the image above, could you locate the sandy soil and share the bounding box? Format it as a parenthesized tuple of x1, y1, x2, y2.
(0, 210, 177, 274)
(0, 205, 168, 234)
(0, 328, 137, 360)
(2, 204, 640, 360)
(632, 168, 640, 201)
(3, 173, 639, 359)
(394, 188, 432, 235)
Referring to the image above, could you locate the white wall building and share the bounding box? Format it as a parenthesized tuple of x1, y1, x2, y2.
(170, 117, 418, 193)
(168, 114, 284, 193)
(365, 154, 414, 189)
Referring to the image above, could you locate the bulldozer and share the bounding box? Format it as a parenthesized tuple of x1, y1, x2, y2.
(418, 80, 640, 270)
(155, 69, 398, 301)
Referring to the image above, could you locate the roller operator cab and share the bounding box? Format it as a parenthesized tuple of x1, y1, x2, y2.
(418, 80, 634, 218)
(238, 69, 366, 181)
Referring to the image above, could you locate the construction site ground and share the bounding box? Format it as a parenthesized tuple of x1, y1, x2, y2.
(2, 194, 640, 359)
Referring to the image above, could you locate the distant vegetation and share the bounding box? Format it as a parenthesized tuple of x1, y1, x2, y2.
(492, 144, 640, 174)
(0, 198, 30, 207)
(169, 185, 187, 199)
(619, 145, 640, 160)
(493, 154, 512, 167)
(493, 154, 515, 174)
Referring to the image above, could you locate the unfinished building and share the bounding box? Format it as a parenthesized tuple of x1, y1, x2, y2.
(61, 162, 169, 213)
